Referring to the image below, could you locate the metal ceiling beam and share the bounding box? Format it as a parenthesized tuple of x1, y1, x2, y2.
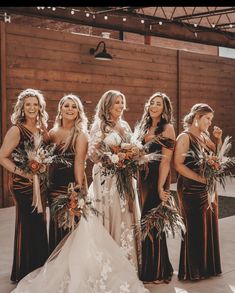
(2, 7, 235, 48)
(173, 7, 235, 20)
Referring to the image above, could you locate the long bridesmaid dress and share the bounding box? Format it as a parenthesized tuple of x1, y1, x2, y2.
(11, 124, 48, 282)
(177, 131, 222, 280)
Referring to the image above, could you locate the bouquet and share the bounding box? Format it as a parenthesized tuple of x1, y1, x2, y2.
(51, 183, 100, 230)
(187, 136, 235, 209)
(135, 194, 186, 241)
(94, 136, 162, 201)
(12, 132, 72, 213)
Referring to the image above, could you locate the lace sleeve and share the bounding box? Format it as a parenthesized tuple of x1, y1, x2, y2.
(88, 124, 104, 162)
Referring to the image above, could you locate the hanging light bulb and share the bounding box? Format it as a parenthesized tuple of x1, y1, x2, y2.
(141, 19, 145, 24)
(123, 17, 126, 22)
(159, 21, 163, 25)
(71, 10, 75, 15)
(86, 12, 90, 17)
(104, 15, 108, 20)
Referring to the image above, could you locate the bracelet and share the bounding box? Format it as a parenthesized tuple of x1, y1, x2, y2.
(77, 160, 86, 165)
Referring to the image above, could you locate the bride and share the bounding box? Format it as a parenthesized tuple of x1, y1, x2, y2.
(11, 91, 148, 293)
(88, 90, 142, 270)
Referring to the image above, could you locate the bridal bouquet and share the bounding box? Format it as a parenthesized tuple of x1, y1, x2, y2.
(93, 134, 162, 201)
(51, 183, 100, 230)
(188, 136, 235, 208)
(135, 194, 186, 241)
(12, 132, 72, 213)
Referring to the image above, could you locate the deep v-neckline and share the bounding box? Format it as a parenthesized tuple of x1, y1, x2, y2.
(186, 131, 216, 153)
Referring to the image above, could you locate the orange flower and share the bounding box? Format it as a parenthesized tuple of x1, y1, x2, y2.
(28, 160, 41, 173)
(110, 146, 121, 153)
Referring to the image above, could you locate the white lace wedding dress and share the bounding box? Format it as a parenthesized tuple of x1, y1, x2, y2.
(12, 214, 148, 293)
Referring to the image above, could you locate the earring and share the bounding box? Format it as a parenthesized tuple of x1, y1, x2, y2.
(161, 113, 166, 120)
(195, 119, 198, 127)
(22, 111, 24, 117)
(59, 114, 62, 120)
(36, 115, 39, 121)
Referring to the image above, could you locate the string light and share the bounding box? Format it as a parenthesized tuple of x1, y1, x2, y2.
(71, 10, 75, 15)
(159, 21, 163, 25)
(141, 19, 145, 24)
(123, 17, 126, 22)
(212, 23, 215, 28)
(86, 12, 90, 17)
(52, 7, 56, 11)
(194, 23, 198, 27)
(230, 24, 233, 28)
(104, 15, 108, 20)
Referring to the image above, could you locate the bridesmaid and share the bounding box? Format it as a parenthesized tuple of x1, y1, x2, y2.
(48, 94, 88, 253)
(137, 92, 175, 284)
(0, 89, 49, 282)
(174, 103, 222, 280)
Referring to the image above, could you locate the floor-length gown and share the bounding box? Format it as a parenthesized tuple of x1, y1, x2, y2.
(177, 131, 222, 280)
(11, 213, 149, 293)
(10, 124, 48, 282)
(48, 143, 74, 254)
(139, 134, 175, 283)
(88, 122, 142, 271)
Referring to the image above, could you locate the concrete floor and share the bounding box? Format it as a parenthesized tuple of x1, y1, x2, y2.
(1, 178, 235, 293)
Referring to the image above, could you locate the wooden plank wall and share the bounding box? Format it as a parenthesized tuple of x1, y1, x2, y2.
(179, 51, 235, 146)
(0, 22, 235, 206)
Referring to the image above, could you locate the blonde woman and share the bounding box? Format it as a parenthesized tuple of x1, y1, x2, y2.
(88, 90, 142, 270)
(48, 94, 88, 253)
(174, 103, 222, 280)
(0, 89, 49, 282)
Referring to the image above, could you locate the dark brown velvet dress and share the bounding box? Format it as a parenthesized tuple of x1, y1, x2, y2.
(48, 143, 75, 254)
(139, 134, 175, 283)
(177, 131, 222, 280)
(11, 124, 48, 282)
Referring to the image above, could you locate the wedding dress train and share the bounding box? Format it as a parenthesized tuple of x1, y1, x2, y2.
(12, 214, 149, 293)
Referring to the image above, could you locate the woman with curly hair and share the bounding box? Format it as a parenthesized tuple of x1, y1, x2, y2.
(137, 92, 175, 284)
(48, 94, 88, 253)
(0, 88, 49, 282)
(88, 89, 142, 270)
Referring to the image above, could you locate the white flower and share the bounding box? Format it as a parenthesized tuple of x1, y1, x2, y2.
(104, 132, 121, 146)
(78, 198, 85, 208)
(111, 154, 119, 163)
(120, 143, 132, 150)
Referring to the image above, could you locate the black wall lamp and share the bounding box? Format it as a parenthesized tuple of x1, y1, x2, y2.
(89, 41, 113, 61)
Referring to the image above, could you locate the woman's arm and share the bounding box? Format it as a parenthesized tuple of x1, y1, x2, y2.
(174, 133, 206, 184)
(74, 132, 88, 187)
(0, 126, 32, 180)
(158, 124, 175, 201)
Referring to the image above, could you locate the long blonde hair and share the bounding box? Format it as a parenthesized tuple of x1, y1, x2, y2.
(90, 90, 126, 135)
(11, 88, 48, 129)
(54, 94, 88, 152)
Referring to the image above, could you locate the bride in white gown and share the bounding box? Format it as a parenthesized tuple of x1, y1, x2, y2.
(88, 90, 142, 270)
(11, 91, 148, 293)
